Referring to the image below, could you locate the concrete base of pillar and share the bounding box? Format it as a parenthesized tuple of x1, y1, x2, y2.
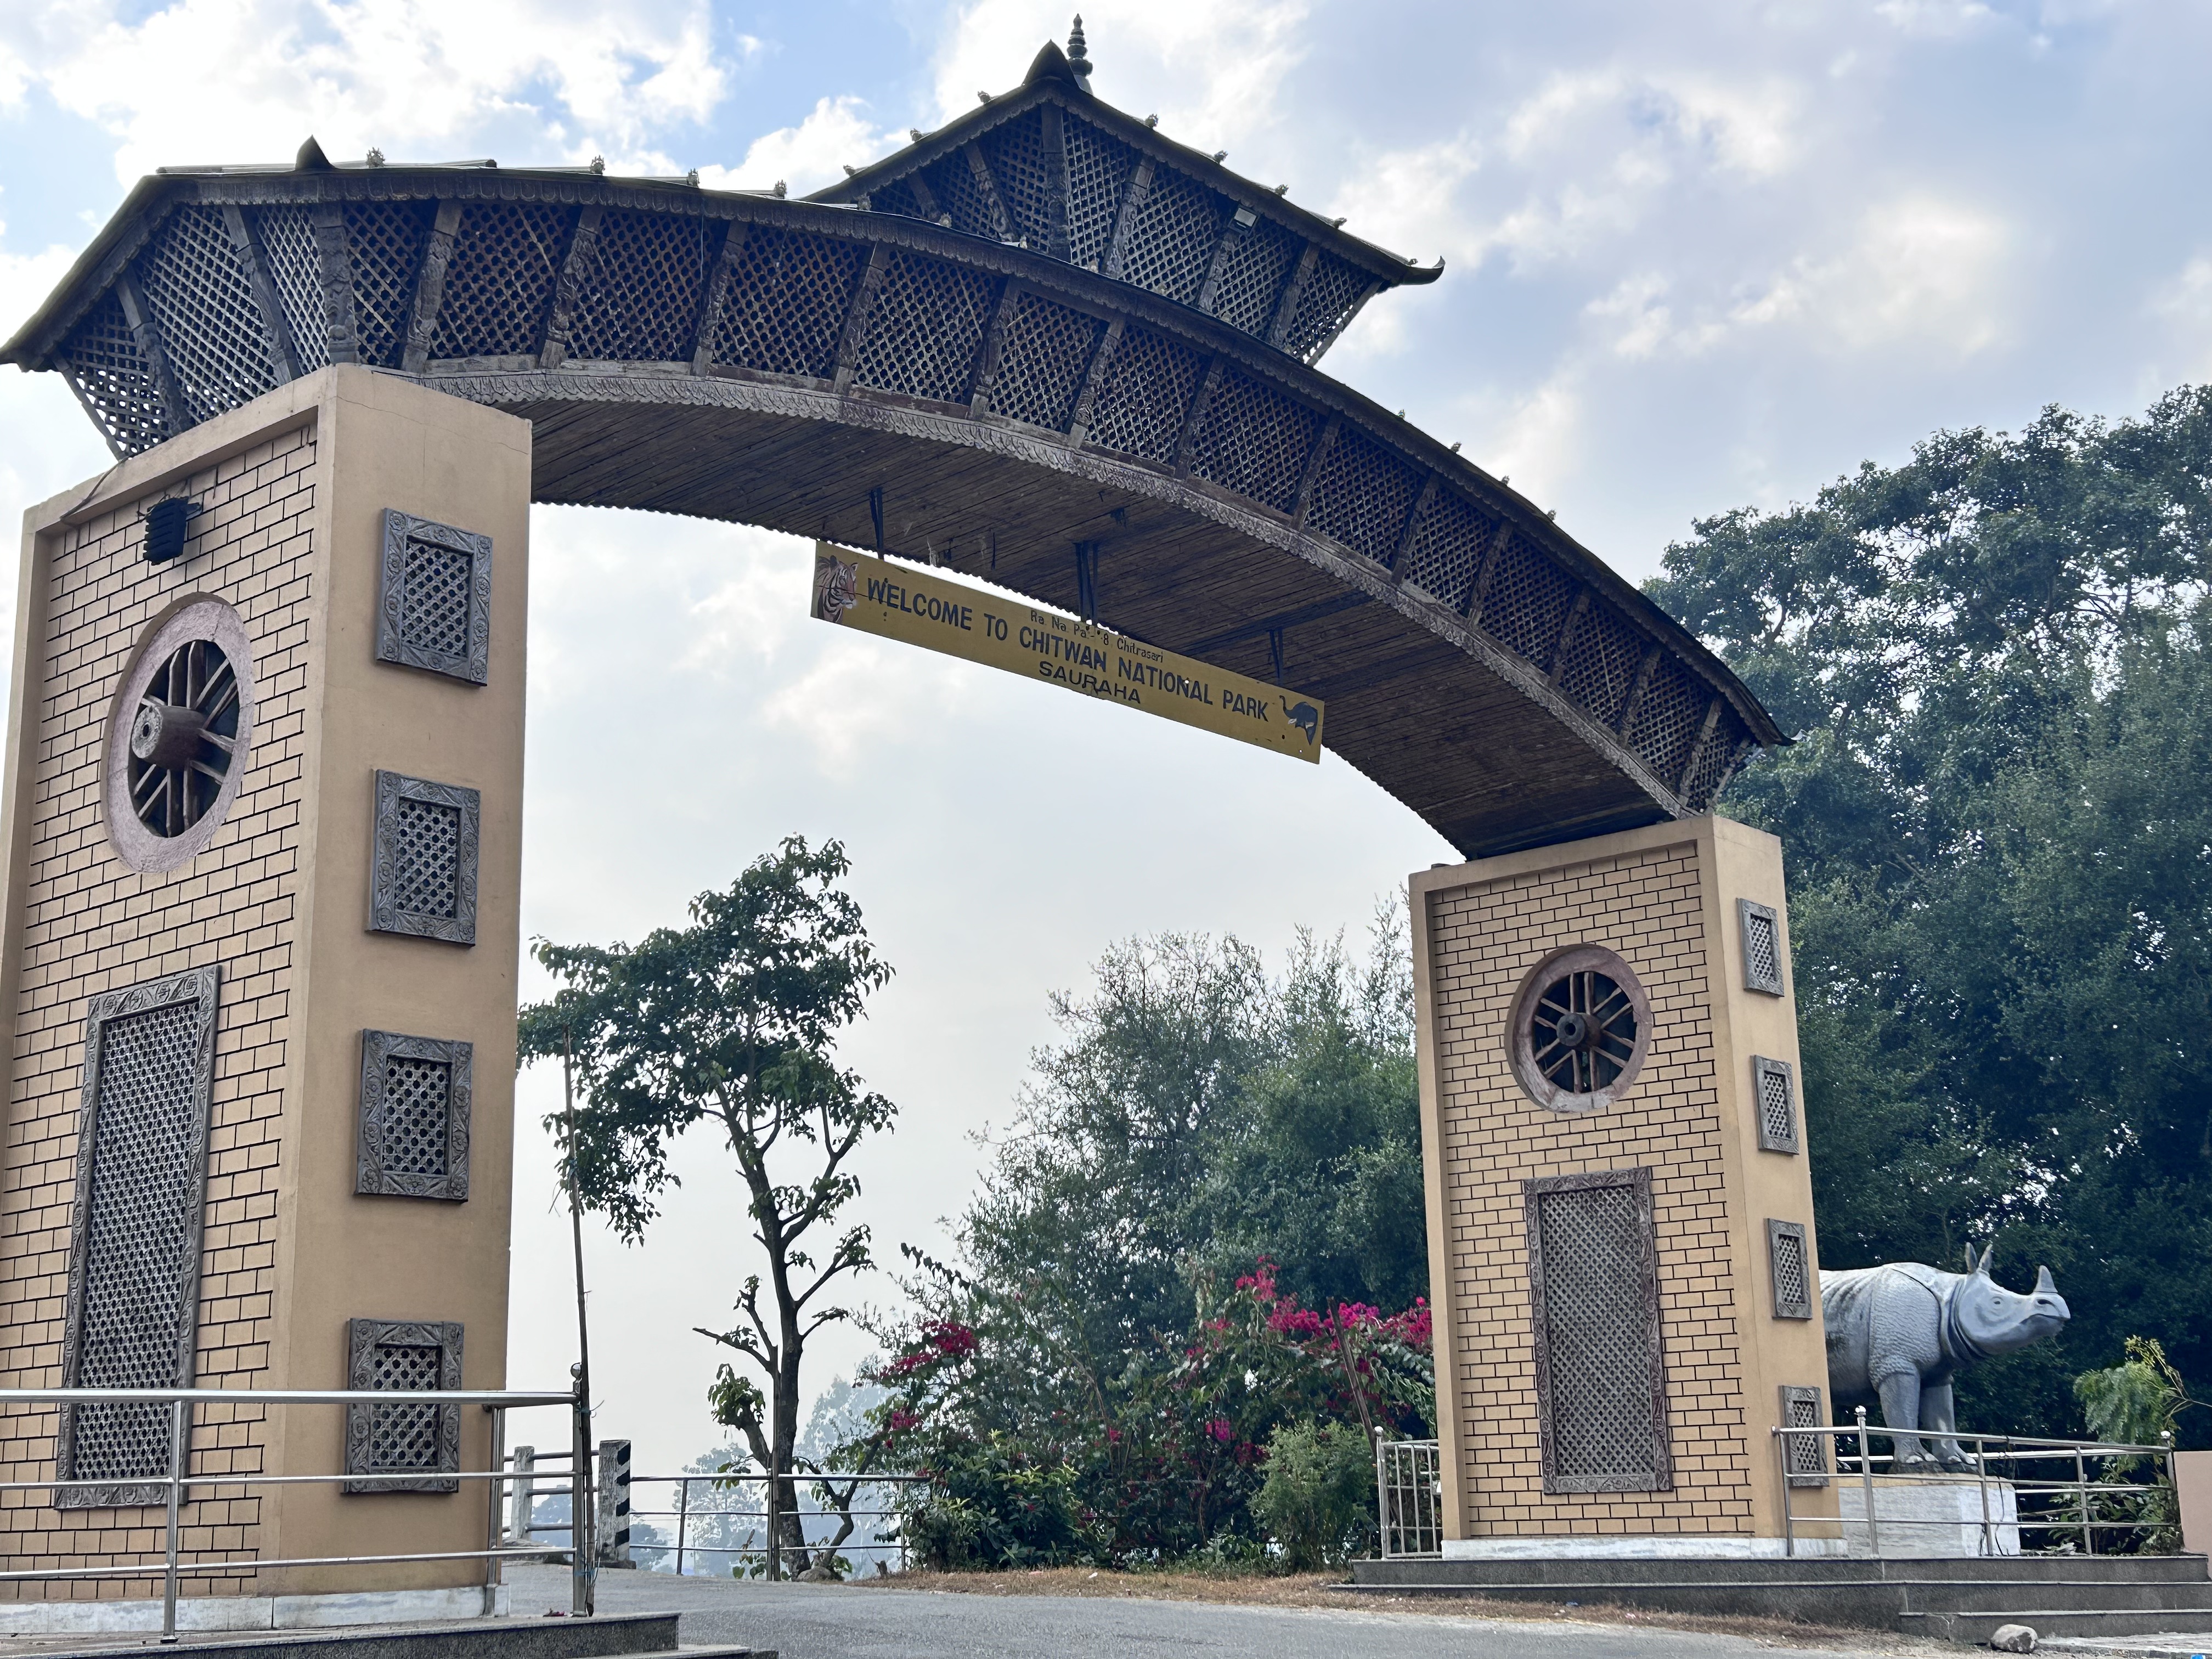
(1838, 1475, 2021, 1558)
(0, 1584, 511, 1634)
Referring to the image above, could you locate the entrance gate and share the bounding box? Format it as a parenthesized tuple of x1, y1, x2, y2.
(0, 23, 1830, 1613)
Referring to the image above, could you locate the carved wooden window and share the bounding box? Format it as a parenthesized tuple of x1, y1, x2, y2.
(378, 510, 492, 684)
(1779, 1385, 1829, 1487)
(1523, 1169, 1672, 1493)
(57, 967, 219, 1508)
(1508, 945, 1652, 1114)
(357, 1031, 472, 1201)
(369, 771, 479, 944)
(1739, 899, 1785, 996)
(1767, 1218, 1813, 1320)
(1753, 1055, 1799, 1154)
(344, 1318, 462, 1493)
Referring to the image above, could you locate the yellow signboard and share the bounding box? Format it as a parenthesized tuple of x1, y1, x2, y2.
(810, 544, 1324, 763)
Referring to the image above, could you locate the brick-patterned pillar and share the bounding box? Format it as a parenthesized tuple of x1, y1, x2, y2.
(1411, 816, 1840, 1557)
(0, 366, 529, 1617)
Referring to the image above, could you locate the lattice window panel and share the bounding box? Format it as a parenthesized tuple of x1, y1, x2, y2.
(992, 293, 1103, 430)
(1631, 655, 1705, 785)
(370, 771, 479, 944)
(1682, 720, 1748, 809)
(345, 1319, 461, 1493)
(1781, 1386, 1829, 1486)
(1401, 488, 1497, 610)
(709, 229, 867, 380)
(1282, 251, 1370, 362)
(852, 252, 996, 404)
(134, 204, 278, 423)
(979, 106, 1053, 247)
(377, 509, 492, 683)
(1768, 1220, 1813, 1319)
(1118, 168, 1224, 305)
(920, 154, 1000, 241)
(358, 1030, 472, 1200)
(58, 969, 217, 1507)
(566, 210, 715, 363)
(1557, 601, 1645, 727)
(1064, 120, 1136, 269)
(254, 204, 329, 372)
(343, 201, 434, 368)
(1193, 370, 1323, 512)
(1526, 1170, 1671, 1493)
(1479, 537, 1579, 668)
(1739, 899, 1785, 996)
(1209, 219, 1302, 336)
(1753, 1055, 1799, 1154)
(1084, 328, 1204, 462)
(1308, 426, 1422, 565)
(57, 289, 172, 456)
(429, 202, 574, 359)
(868, 177, 930, 222)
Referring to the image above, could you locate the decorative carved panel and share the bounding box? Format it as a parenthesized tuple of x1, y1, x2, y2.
(1780, 1384, 1829, 1487)
(368, 770, 480, 945)
(56, 967, 219, 1508)
(1753, 1055, 1799, 1154)
(357, 1030, 473, 1201)
(1523, 1169, 1672, 1493)
(343, 1319, 462, 1493)
(1767, 1218, 1813, 1320)
(1739, 898, 1785, 996)
(1508, 945, 1652, 1114)
(377, 510, 493, 684)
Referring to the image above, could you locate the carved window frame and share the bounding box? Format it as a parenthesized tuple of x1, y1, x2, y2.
(357, 1030, 472, 1201)
(1752, 1054, 1799, 1155)
(1767, 1218, 1814, 1321)
(1779, 1384, 1829, 1488)
(368, 770, 480, 945)
(1739, 898, 1785, 996)
(377, 509, 492, 684)
(1523, 1167, 1673, 1494)
(343, 1318, 463, 1494)
(56, 966, 220, 1508)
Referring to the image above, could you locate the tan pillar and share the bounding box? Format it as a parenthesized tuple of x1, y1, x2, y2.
(0, 366, 530, 1613)
(1412, 815, 1840, 1556)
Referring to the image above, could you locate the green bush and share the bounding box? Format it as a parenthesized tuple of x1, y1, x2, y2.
(1250, 1421, 1376, 1569)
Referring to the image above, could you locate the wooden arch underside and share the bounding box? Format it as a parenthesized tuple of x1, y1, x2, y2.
(453, 369, 1696, 857)
(6, 175, 1777, 856)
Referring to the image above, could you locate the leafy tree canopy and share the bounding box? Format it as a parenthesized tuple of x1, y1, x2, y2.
(1651, 387, 2212, 1435)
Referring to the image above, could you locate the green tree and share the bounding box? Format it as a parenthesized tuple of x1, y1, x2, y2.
(1650, 387, 2212, 1436)
(518, 836, 896, 1576)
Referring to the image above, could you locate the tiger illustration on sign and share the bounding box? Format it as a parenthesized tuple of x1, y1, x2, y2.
(812, 549, 860, 623)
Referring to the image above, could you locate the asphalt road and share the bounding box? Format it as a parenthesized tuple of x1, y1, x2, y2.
(505, 1565, 1913, 1659)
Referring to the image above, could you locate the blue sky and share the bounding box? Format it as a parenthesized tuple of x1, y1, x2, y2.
(3, 0, 2208, 1482)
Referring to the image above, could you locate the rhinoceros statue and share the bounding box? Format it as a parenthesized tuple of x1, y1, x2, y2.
(1821, 1245, 2070, 1471)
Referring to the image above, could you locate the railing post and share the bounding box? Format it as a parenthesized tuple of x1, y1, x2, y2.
(1856, 1406, 1880, 1558)
(1974, 1434, 1992, 1556)
(1373, 1427, 1389, 1558)
(675, 1476, 690, 1578)
(2079, 1446, 2092, 1555)
(162, 1395, 187, 1643)
(1775, 1427, 1794, 1558)
(483, 1404, 507, 1616)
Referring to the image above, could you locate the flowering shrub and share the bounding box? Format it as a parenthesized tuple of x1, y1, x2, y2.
(839, 1256, 1432, 1567)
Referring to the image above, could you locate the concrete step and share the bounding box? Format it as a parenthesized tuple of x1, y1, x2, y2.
(1902, 1607, 2212, 1644)
(18, 1611, 769, 1659)
(1352, 1554, 2212, 1588)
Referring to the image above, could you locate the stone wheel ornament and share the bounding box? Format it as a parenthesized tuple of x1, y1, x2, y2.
(1509, 945, 1652, 1113)
(105, 599, 254, 873)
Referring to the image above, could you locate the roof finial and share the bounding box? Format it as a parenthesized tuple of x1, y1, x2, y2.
(1067, 15, 1093, 91)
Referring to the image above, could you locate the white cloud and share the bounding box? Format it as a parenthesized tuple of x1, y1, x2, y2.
(1739, 195, 2011, 356)
(1875, 0, 1999, 38)
(696, 95, 887, 197)
(7, 0, 739, 184)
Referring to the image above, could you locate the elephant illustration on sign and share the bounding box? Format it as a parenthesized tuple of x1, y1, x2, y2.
(1822, 1246, 2070, 1471)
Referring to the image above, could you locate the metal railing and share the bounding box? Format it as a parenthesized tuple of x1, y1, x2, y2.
(0, 1383, 585, 1641)
(1774, 1406, 2179, 1558)
(624, 1470, 929, 1578)
(1375, 1435, 1443, 1559)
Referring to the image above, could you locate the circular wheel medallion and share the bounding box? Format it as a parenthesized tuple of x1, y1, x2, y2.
(1508, 945, 1652, 1113)
(105, 599, 255, 873)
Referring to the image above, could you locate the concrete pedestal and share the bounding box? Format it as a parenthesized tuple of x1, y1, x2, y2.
(1839, 1475, 2020, 1557)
